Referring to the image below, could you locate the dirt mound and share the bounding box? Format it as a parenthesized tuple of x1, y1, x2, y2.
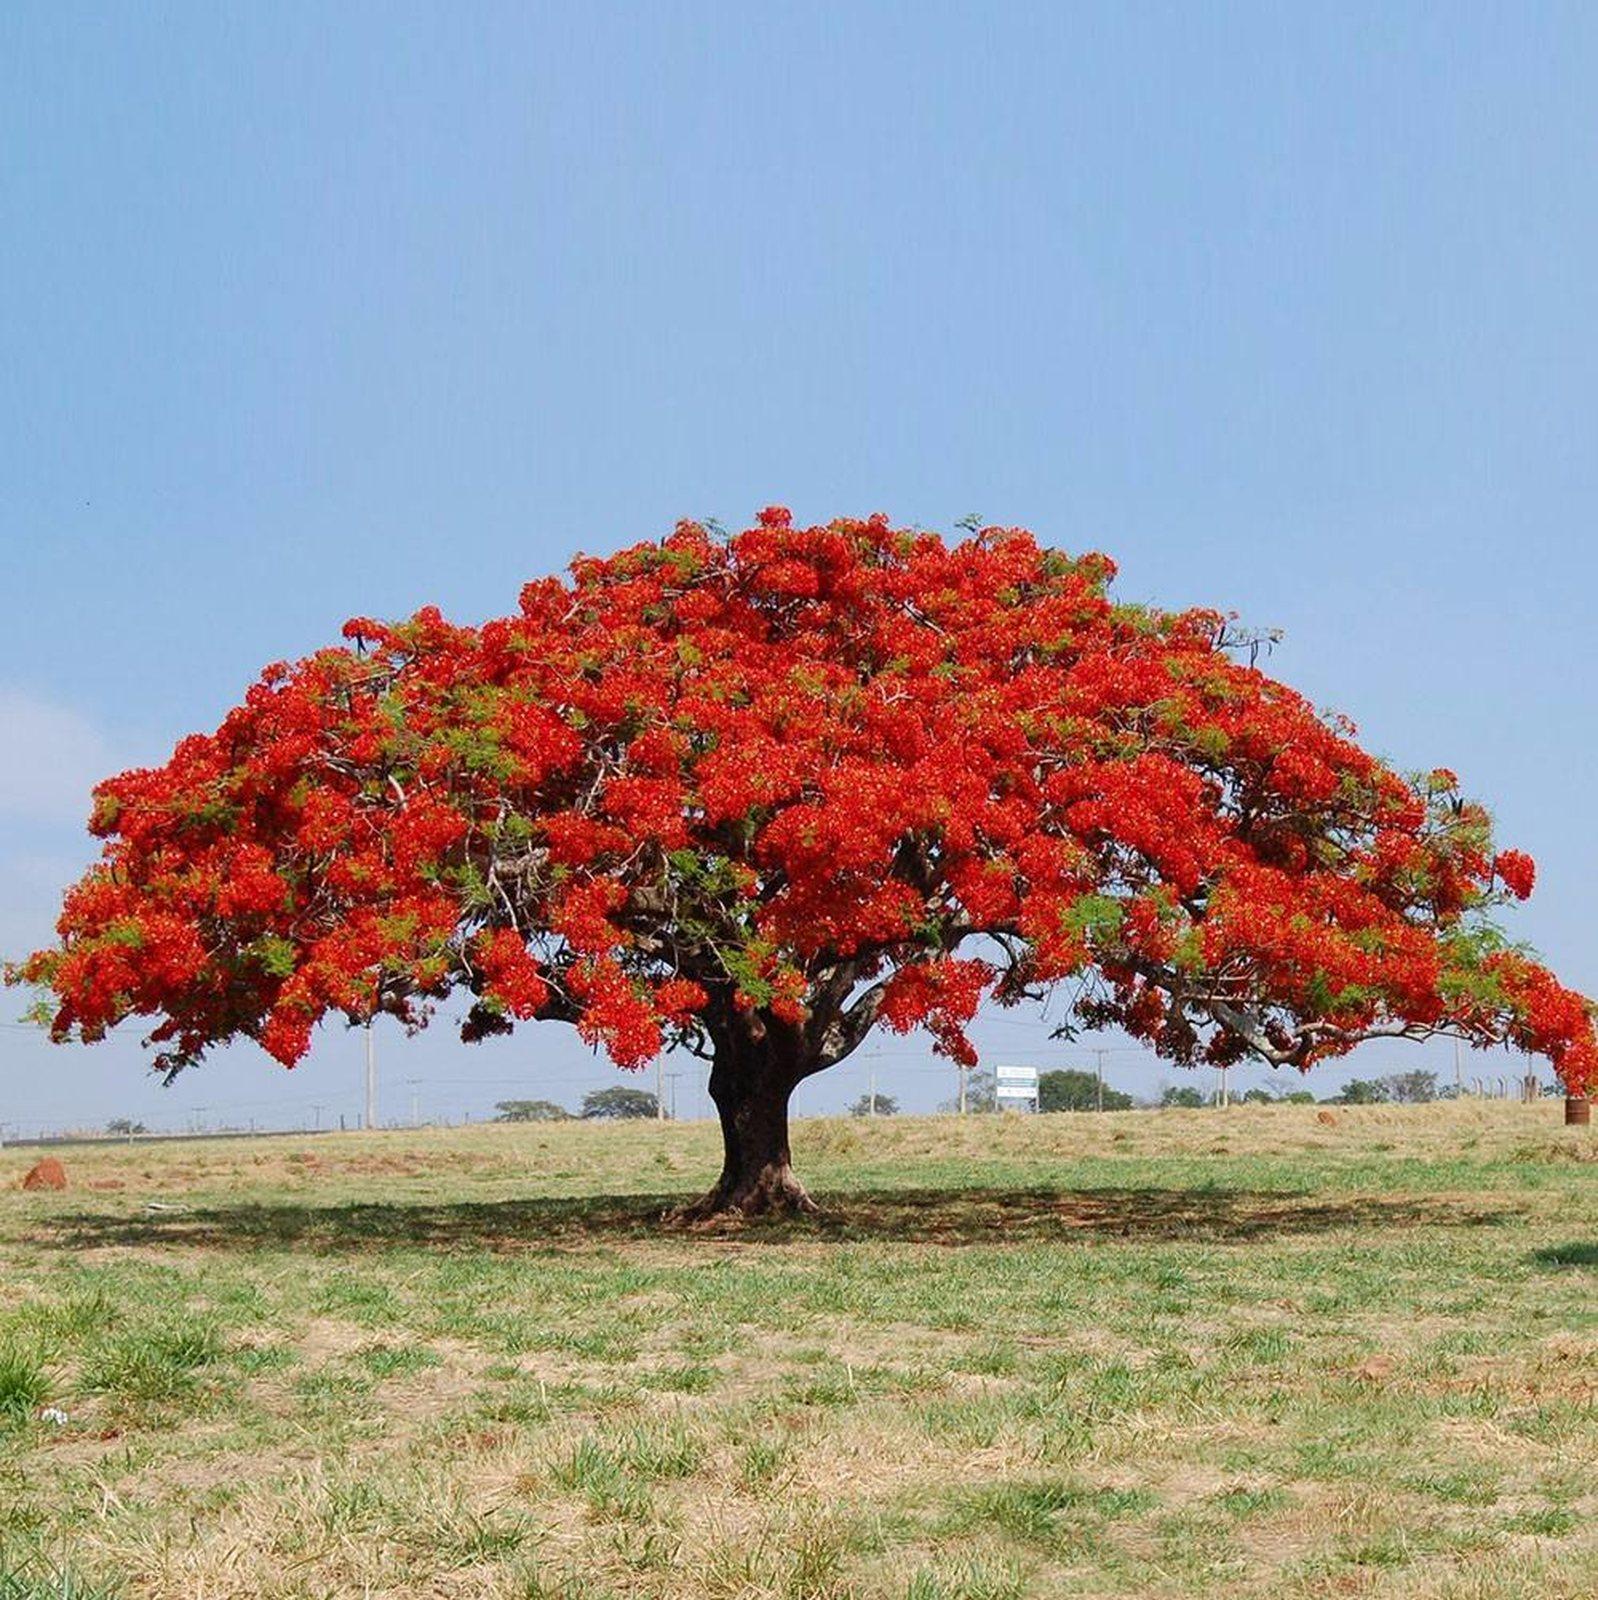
(21, 1157, 68, 1191)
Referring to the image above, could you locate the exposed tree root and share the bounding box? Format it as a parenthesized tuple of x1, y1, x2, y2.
(664, 1162, 821, 1224)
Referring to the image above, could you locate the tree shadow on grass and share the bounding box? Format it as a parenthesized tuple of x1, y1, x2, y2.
(31, 1184, 1521, 1256)
(1527, 1240, 1598, 1269)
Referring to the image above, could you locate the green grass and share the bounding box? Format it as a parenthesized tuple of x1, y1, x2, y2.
(0, 1349, 49, 1426)
(0, 1100, 1594, 1597)
(0, 1552, 120, 1600)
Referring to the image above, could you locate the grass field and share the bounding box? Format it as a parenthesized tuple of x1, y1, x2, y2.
(1, 1101, 1594, 1599)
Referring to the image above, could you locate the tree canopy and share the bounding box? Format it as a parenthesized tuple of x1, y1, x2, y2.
(493, 1099, 569, 1122)
(11, 509, 1594, 1212)
(849, 1092, 899, 1117)
(580, 1086, 659, 1121)
(1333, 1070, 1440, 1106)
(1038, 1068, 1134, 1113)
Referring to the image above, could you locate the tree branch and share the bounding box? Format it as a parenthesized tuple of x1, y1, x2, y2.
(806, 979, 891, 1076)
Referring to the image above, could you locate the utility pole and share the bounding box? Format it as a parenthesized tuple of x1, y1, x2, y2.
(1453, 1037, 1463, 1098)
(663, 1071, 683, 1120)
(655, 1056, 665, 1122)
(311, 1104, 323, 1131)
(958, 1066, 967, 1116)
(363, 1021, 377, 1131)
(868, 1060, 878, 1116)
(1093, 1047, 1109, 1113)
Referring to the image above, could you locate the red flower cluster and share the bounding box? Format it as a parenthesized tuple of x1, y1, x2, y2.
(879, 959, 993, 1066)
(1494, 850, 1536, 901)
(10, 510, 1594, 1096)
(475, 928, 548, 1020)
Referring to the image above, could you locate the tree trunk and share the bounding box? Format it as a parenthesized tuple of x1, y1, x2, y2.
(670, 1022, 819, 1220)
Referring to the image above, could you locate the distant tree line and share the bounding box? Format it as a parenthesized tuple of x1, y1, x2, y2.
(938, 1068, 1318, 1113)
(491, 1099, 571, 1123)
(934, 1065, 1548, 1112)
(493, 1065, 1543, 1125)
(495, 1086, 661, 1123)
(1330, 1070, 1439, 1105)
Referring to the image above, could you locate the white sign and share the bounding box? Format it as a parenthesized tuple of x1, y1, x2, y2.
(994, 1064, 1039, 1105)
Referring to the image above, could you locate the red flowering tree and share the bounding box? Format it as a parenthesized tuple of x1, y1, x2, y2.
(11, 511, 1595, 1215)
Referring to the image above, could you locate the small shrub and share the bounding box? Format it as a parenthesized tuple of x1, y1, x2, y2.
(0, 1350, 48, 1426)
(79, 1324, 224, 1408)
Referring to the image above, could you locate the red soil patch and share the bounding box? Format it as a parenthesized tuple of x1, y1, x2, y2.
(21, 1157, 68, 1191)
(88, 1178, 127, 1192)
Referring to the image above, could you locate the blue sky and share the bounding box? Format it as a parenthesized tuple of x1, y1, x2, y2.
(3, 3, 1595, 1135)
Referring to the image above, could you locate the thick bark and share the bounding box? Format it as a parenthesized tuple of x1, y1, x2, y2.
(670, 1018, 819, 1220)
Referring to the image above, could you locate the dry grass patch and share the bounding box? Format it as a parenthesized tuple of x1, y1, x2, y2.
(1, 1103, 1594, 1597)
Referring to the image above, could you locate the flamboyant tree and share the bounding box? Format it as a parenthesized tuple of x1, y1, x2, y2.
(11, 511, 1595, 1214)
